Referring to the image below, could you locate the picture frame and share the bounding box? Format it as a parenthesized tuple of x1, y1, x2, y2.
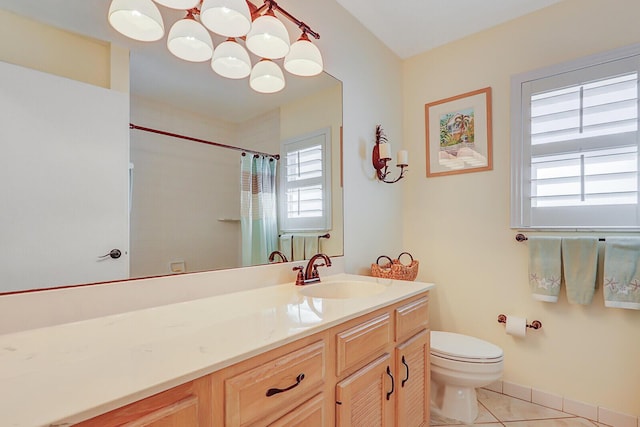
(425, 87, 493, 177)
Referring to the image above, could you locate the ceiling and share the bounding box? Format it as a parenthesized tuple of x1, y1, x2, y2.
(1, 0, 563, 120)
(335, 0, 563, 59)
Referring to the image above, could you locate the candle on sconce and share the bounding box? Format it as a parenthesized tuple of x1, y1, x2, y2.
(378, 142, 392, 160)
(397, 150, 408, 166)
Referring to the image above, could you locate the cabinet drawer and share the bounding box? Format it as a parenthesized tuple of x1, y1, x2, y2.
(268, 393, 324, 427)
(225, 341, 325, 427)
(336, 313, 391, 376)
(395, 296, 429, 342)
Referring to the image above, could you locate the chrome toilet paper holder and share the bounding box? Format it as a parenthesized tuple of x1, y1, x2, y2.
(497, 314, 542, 330)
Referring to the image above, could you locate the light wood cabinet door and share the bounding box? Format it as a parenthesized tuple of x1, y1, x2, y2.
(335, 353, 394, 427)
(268, 393, 325, 427)
(395, 329, 430, 427)
(121, 396, 198, 427)
(74, 376, 211, 427)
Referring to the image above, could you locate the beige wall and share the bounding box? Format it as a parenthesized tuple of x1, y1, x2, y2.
(0, 9, 111, 88)
(403, 0, 640, 416)
(280, 83, 344, 258)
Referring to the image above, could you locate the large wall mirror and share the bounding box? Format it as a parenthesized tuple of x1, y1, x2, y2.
(0, 1, 343, 294)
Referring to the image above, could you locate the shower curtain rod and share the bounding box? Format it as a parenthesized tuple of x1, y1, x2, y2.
(129, 124, 280, 159)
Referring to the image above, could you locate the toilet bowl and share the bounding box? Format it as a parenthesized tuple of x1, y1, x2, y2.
(430, 331, 503, 424)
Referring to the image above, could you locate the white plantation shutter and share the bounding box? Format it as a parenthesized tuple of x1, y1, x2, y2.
(280, 128, 331, 231)
(512, 47, 640, 228)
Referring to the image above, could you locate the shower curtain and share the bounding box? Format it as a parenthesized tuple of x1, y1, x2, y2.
(240, 154, 278, 267)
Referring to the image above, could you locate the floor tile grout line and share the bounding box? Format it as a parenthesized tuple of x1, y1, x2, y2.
(481, 389, 595, 423)
(478, 399, 503, 424)
(433, 390, 624, 426)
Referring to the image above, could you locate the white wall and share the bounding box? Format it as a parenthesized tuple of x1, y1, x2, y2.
(236, 109, 281, 155)
(280, 83, 344, 258)
(130, 96, 241, 276)
(403, 0, 640, 416)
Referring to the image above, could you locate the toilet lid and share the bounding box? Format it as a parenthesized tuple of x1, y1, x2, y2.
(431, 331, 503, 362)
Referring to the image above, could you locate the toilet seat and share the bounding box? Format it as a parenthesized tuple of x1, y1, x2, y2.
(431, 331, 503, 364)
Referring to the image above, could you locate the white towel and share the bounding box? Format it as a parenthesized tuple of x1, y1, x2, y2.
(279, 234, 293, 261)
(528, 237, 562, 302)
(304, 236, 319, 259)
(603, 237, 640, 310)
(292, 235, 305, 261)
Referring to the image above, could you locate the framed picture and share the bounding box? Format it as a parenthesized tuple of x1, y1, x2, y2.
(425, 87, 493, 177)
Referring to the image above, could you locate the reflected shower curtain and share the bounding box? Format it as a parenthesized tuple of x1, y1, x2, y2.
(240, 154, 278, 267)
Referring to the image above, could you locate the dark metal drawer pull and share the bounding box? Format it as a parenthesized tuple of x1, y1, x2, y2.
(401, 355, 409, 387)
(386, 366, 395, 400)
(266, 373, 305, 397)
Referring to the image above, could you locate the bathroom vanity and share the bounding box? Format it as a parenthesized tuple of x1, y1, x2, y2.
(0, 274, 433, 426)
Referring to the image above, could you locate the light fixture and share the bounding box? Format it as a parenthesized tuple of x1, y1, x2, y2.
(211, 38, 252, 79)
(372, 125, 408, 184)
(284, 32, 323, 77)
(250, 59, 285, 93)
(167, 10, 214, 62)
(108, 0, 323, 93)
(246, 8, 290, 59)
(200, 0, 252, 38)
(153, 0, 200, 9)
(108, 0, 164, 42)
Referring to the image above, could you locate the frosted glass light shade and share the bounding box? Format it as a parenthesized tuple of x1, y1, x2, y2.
(284, 34, 323, 76)
(250, 59, 285, 93)
(246, 13, 290, 59)
(200, 0, 252, 37)
(211, 39, 251, 79)
(108, 0, 164, 42)
(153, 0, 199, 9)
(167, 18, 214, 62)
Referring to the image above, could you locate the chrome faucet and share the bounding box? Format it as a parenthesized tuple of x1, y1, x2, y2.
(292, 253, 332, 286)
(268, 250, 289, 263)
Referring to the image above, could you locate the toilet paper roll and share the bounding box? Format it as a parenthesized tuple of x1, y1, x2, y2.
(505, 315, 527, 337)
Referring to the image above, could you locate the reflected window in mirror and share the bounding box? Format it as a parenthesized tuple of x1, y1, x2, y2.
(280, 128, 332, 232)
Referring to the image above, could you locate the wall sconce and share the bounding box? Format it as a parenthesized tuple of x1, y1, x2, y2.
(372, 124, 408, 184)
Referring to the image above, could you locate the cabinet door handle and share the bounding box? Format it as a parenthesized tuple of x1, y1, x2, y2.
(266, 373, 305, 397)
(401, 355, 409, 387)
(386, 366, 395, 400)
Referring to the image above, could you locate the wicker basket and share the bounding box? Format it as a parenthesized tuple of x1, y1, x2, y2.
(371, 252, 419, 281)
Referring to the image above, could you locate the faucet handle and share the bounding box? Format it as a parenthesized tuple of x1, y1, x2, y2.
(292, 266, 305, 286)
(310, 262, 325, 279)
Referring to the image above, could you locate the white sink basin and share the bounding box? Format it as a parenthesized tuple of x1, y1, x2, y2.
(299, 281, 387, 299)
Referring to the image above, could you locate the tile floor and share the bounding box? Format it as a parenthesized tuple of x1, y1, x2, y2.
(430, 389, 611, 426)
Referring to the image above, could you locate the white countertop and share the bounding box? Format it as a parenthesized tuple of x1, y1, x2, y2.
(0, 273, 433, 427)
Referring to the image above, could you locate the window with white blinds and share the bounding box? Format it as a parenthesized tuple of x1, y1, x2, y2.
(280, 128, 331, 231)
(511, 46, 640, 229)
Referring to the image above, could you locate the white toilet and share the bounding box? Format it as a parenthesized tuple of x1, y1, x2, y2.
(430, 331, 504, 424)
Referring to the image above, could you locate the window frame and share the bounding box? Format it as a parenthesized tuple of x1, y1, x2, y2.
(510, 43, 640, 230)
(279, 127, 332, 232)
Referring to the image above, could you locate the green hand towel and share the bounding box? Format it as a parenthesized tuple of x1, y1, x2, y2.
(528, 237, 562, 302)
(603, 237, 640, 310)
(562, 237, 599, 305)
